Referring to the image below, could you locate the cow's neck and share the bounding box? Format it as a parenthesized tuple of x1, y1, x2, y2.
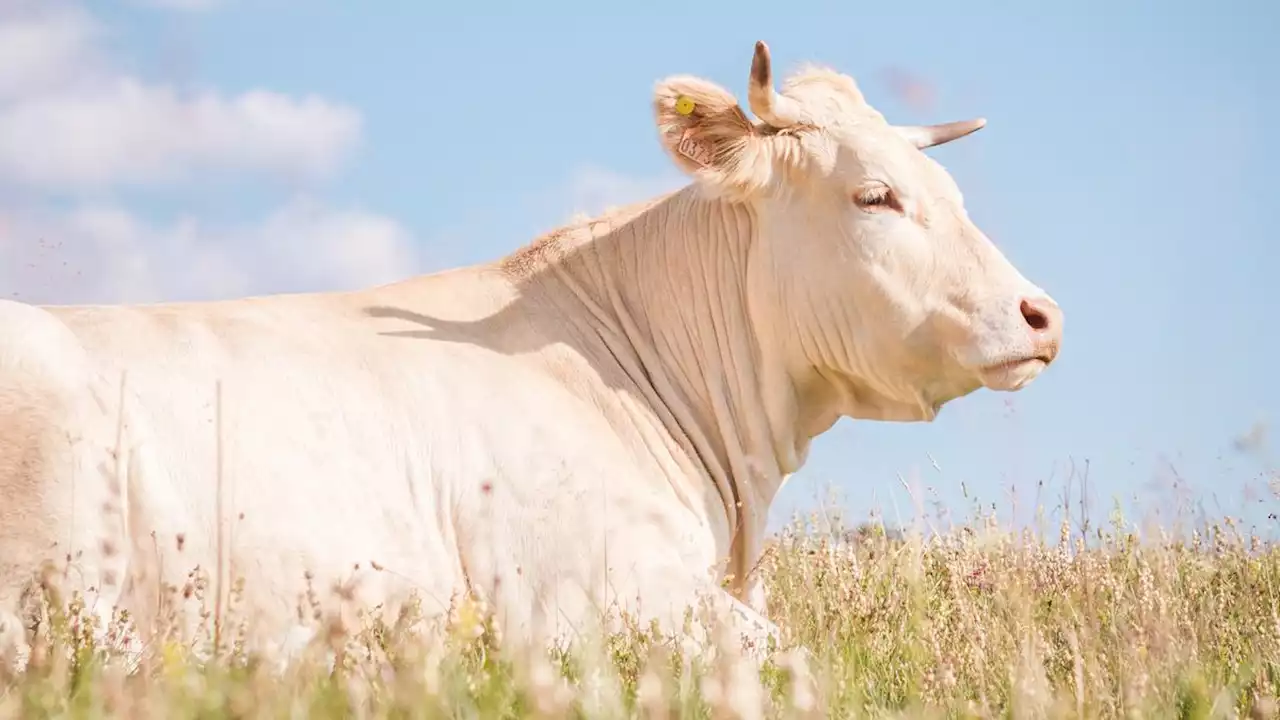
(520, 186, 821, 599)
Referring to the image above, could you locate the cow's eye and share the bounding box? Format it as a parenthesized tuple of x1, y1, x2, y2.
(855, 184, 902, 213)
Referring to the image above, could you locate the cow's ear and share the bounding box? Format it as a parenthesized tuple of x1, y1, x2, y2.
(652, 76, 772, 196)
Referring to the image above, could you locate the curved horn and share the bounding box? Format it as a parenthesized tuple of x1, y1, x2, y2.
(895, 118, 987, 149)
(747, 40, 806, 128)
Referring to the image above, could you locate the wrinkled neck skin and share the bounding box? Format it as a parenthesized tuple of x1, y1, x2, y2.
(520, 185, 841, 602)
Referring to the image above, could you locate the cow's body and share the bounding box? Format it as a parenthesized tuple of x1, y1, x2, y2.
(0, 42, 1065, 670)
(0, 192, 791, 667)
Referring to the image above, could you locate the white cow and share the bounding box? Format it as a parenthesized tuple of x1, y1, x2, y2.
(0, 41, 1062, 671)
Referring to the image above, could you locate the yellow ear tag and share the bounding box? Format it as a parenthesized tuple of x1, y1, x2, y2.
(675, 96, 696, 115)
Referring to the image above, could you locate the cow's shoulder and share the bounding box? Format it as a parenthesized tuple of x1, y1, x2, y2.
(0, 299, 89, 368)
(0, 299, 136, 432)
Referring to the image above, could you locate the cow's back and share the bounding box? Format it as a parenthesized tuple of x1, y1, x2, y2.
(0, 275, 744, 667)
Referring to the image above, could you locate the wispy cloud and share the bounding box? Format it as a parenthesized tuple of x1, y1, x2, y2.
(0, 1, 415, 305)
(1, 198, 420, 305)
(0, 3, 358, 191)
(562, 164, 685, 220)
(0, 83, 360, 191)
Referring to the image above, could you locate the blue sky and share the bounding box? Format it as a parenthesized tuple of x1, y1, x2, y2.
(5, 1, 1276, 536)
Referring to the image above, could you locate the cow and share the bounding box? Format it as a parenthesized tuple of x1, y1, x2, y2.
(0, 41, 1062, 673)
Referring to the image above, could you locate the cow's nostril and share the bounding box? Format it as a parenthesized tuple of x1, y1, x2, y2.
(1020, 299, 1050, 332)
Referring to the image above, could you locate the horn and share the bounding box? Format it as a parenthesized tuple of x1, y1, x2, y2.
(747, 41, 805, 128)
(895, 118, 987, 149)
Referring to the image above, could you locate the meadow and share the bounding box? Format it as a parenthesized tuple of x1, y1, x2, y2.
(1, 494, 1277, 719)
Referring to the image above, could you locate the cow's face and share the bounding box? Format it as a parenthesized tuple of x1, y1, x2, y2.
(653, 41, 1062, 421)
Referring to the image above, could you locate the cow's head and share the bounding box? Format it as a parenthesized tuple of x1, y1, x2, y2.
(652, 41, 1062, 422)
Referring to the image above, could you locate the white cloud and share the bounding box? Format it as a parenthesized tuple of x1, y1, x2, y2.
(0, 5, 105, 103)
(0, 198, 422, 305)
(0, 82, 361, 190)
(563, 164, 685, 220)
(0, 1, 415, 306)
(0, 2, 360, 192)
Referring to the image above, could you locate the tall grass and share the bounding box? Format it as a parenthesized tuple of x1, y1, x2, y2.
(2, 504, 1277, 719)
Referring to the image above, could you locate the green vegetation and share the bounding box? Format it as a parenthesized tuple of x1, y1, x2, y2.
(2, 507, 1277, 718)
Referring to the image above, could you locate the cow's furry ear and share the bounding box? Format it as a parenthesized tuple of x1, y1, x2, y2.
(652, 76, 775, 198)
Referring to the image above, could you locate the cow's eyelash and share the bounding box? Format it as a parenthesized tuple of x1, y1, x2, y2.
(854, 185, 902, 213)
